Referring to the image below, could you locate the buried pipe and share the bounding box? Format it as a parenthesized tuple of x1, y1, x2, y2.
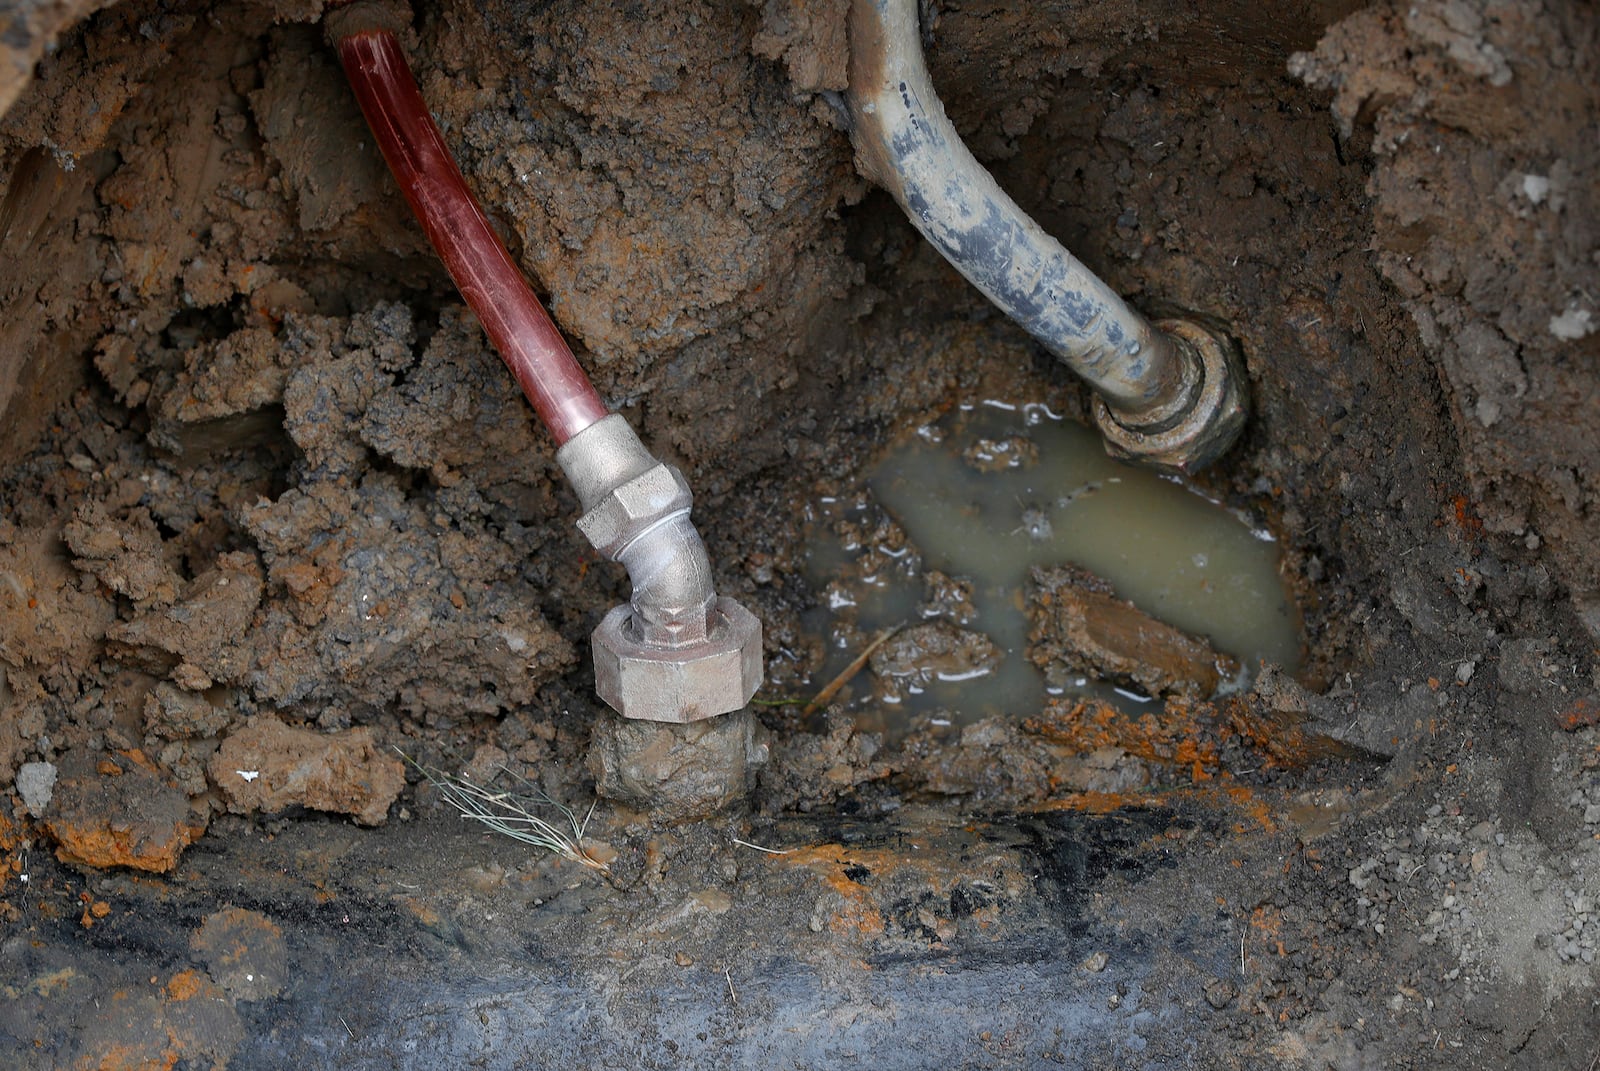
(333, 15, 762, 726)
(846, 0, 1248, 474)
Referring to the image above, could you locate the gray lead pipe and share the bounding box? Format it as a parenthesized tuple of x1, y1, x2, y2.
(847, 0, 1247, 471)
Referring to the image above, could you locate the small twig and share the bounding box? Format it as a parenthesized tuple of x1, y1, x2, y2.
(802, 622, 905, 715)
(339, 1016, 355, 1039)
(724, 966, 738, 1005)
(732, 838, 794, 856)
(749, 695, 807, 708)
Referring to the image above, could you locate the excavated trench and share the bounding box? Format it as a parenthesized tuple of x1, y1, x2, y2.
(1, 1, 1598, 1067)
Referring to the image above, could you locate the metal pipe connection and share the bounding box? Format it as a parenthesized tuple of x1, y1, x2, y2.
(557, 416, 763, 723)
(846, 0, 1248, 474)
(337, 22, 762, 724)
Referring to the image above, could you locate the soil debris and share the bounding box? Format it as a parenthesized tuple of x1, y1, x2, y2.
(589, 708, 768, 822)
(40, 748, 206, 872)
(190, 907, 289, 1002)
(208, 718, 404, 826)
(105, 551, 263, 686)
(1026, 564, 1239, 699)
(869, 621, 1001, 697)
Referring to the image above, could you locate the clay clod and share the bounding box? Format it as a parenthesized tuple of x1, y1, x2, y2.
(1026, 564, 1238, 700)
(40, 748, 208, 873)
(208, 718, 404, 826)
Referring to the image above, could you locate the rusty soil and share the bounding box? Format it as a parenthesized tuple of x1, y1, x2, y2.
(1, 1, 1598, 1068)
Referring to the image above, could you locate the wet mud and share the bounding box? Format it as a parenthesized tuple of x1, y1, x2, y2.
(1, 0, 1598, 1067)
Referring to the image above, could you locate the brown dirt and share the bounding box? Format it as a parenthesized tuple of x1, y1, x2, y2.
(208, 718, 403, 826)
(0, 0, 1597, 1067)
(40, 748, 206, 872)
(1027, 564, 1241, 699)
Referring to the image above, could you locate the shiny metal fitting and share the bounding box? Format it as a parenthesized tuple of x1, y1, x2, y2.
(574, 462, 694, 561)
(592, 597, 763, 724)
(558, 415, 765, 722)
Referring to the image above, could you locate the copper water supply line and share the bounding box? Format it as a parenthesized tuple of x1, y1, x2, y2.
(334, 18, 761, 723)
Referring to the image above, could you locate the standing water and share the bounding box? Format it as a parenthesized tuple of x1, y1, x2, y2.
(804, 402, 1300, 732)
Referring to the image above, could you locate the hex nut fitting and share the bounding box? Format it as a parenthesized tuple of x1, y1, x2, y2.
(592, 596, 764, 723)
(576, 462, 694, 559)
(1093, 318, 1249, 475)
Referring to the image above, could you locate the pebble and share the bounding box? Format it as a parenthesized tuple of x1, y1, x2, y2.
(1203, 978, 1237, 1010)
(15, 761, 58, 817)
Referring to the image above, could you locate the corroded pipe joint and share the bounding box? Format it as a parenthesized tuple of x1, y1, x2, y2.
(557, 415, 764, 721)
(846, 0, 1249, 473)
(1094, 318, 1249, 476)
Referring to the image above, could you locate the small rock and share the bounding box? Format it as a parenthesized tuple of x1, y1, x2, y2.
(1082, 950, 1109, 973)
(15, 761, 58, 817)
(1203, 978, 1237, 1010)
(1550, 305, 1595, 341)
(1455, 660, 1476, 686)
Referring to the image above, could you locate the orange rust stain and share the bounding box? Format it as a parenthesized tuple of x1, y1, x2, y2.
(75, 1043, 178, 1071)
(1451, 495, 1483, 543)
(119, 750, 160, 776)
(777, 844, 953, 938)
(1025, 700, 1222, 776)
(52, 819, 206, 874)
(0, 809, 21, 895)
(165, 969, 205, 1001)
(1032, 694, 1351, 784)
(1224, 785, 1279, 833)
(1250, 904, 1283, 939)
(1557, 696, 1600, 732)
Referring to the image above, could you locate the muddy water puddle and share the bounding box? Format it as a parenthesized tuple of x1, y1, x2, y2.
(804, 402, 1301, 734)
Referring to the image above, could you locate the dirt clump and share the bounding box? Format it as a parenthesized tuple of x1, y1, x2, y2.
(589, 707, 769, 821)
(1026, 564, 1240, 699)
(868, 621, 1001, 700)
(208, 718, 404, 826)
(39, 747, 207, 872)
(189, 907, 290, 1002)
(105, 551, 263, 687)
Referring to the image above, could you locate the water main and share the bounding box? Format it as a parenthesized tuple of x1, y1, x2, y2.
(334, 17, 761, 723)
(846, 0, 1248, 474)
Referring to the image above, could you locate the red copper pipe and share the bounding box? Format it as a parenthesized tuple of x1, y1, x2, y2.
(336, 29, 608, 444)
